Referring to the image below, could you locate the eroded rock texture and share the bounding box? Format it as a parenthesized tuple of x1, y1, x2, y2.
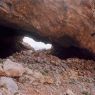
(0, 0, 95, 56)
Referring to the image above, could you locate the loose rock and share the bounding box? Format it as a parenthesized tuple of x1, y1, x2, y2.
(3, 59, 25, 77)
(0, 77, 18, 94)
(66, 89, 75, 95)
(0, 64, 5, 76)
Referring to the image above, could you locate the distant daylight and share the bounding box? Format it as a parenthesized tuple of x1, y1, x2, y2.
(23, 37, 52, 50)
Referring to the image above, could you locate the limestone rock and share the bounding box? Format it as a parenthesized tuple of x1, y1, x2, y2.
(0, 77, 18, 94)
(66, 89, 76, 95)
(0, 64, 5, 76)
(0, 59, 25, 77)
(0, 92, 2, 95)
(0, 89, 11, 95)
(3, 59, 25, 77)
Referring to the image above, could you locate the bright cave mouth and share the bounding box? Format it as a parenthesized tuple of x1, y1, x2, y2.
(0, 25, 95, 60)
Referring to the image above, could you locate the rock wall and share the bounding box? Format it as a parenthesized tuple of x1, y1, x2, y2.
(0, 0, 95, 56)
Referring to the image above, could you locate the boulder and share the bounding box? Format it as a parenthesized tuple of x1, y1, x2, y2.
(3, 59, 25, 77)
(0, 59, 25, 77)
(0, 0, 95, 54)
(0, 77, 18, 94)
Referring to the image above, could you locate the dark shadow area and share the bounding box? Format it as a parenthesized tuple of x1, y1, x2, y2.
(0, 47, 18, 58)
(52, 46, 95, 61)
(0, 24, 95, 60)
(52, 35, 95, 60)
(0, 43, 28, 58)
(0, 23, 51, 58)
(0, 25, 25, 58)
(0, 24, 49, 58)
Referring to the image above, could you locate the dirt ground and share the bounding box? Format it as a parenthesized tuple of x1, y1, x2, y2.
(0, 49, 93, 95)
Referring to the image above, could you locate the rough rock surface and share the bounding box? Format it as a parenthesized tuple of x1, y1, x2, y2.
(3, 59, 25, 77)
(0, 0, 95, 56)
(0, 59, 25, 77)
(0, 77, 18, 94)
(0, 50, 95, 95)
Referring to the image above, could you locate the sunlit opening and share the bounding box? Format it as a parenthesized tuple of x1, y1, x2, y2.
(23, 37, 52, 50)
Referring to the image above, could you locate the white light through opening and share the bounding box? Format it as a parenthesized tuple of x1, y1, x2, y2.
(23, 37, 52, 50)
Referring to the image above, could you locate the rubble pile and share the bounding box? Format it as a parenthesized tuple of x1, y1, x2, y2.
(0, 50, 94, 95)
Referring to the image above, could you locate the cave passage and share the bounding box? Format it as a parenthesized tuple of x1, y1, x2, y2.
(24, 37, 95, 60)
(0, 25, 95, 60)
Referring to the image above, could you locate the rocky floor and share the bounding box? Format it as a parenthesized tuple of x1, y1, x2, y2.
(0, 49, 95, 95)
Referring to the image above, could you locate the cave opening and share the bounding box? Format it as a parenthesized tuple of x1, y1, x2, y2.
(0, 25, 95, 60)
(23, 37, 95, 60)
(23, 37, 52, 51)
